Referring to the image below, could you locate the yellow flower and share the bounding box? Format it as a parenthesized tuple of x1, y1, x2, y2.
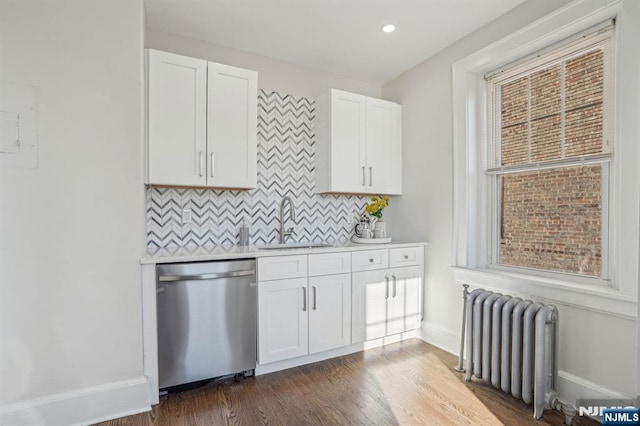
(364, 195, 390, 219)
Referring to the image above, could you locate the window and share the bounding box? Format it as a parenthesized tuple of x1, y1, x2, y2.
(485, 26, 614, 280)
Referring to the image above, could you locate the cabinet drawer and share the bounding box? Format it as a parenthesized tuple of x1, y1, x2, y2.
(258, 255, 308, 281)
(351, 249, 389, 272)
(308, 252, 351, 277)
(389, 246, 424, 268)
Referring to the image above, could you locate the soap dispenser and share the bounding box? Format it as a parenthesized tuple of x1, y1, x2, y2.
(238, 220, 250, 246)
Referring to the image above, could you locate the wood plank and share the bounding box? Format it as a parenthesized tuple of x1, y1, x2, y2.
(97, 339, 597, 426)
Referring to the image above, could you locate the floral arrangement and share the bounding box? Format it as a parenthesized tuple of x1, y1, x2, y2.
(365, 195, 390, 219)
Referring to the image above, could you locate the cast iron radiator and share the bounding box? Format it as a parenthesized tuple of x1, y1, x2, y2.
(464, 289, 559, 419)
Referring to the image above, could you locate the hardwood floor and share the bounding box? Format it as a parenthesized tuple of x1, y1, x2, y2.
(98, 339, 596, 425)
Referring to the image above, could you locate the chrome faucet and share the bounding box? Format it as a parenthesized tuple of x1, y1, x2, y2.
(279, 196, 296, 243)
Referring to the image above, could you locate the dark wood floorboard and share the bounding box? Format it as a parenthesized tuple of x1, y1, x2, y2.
(97, 339, 597, 426)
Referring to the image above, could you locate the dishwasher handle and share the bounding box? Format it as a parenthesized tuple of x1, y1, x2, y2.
(158, 269, 255, 282)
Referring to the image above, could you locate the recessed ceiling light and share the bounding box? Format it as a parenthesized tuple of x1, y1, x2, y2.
(381, 24, 396, 33)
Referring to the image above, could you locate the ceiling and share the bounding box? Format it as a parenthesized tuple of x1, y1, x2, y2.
(145, 0, 527, 85)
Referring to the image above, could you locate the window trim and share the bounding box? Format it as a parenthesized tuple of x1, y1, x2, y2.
(484, 28, 616, 283)
(451, 0, 639, 316)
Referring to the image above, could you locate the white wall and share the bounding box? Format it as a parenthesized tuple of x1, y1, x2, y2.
(383, 0, 638, 406)
(146, 30, 381, 100)
(0, 1, 148, 424)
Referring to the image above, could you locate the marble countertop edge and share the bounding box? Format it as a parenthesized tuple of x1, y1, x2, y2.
(141, 240, 429, 264)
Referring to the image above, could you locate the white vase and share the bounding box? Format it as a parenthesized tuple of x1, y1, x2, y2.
(374, 218, 387, 238)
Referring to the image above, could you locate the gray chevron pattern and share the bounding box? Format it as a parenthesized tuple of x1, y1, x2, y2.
(146, 90, 368, 248)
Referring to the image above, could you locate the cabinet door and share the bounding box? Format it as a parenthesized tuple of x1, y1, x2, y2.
(365, 98, 401, 194)
(387, 266, 423, 335)
(308, 274, 351, 354)
(258, 278, 308, 364)
(330, 90, 367, 193)
(148, 50, 207, 186)
(351, 270, 389, 343)
(207, 63, 258, 188)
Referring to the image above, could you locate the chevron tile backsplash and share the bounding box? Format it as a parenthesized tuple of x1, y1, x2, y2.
(146, 90, 369, 248)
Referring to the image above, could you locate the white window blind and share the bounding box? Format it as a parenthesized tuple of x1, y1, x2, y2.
(486, 23, 614, 175)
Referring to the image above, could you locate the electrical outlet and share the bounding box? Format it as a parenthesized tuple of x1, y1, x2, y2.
(181, 208, 192, 224)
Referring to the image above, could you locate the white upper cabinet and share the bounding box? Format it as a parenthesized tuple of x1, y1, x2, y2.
(147, 50, 207, 187)
(365, 97, 400, 194)
(315, 89, 402, 195)
(146, 49, 257, 189)
(322, 90, 366, 193)
(207, 63, 257, 188)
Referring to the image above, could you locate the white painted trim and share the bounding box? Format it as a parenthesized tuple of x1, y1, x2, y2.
(557, 369, 633, 405)
(451, 266, 636, 320)
(141, 263, 159, 405)
(452, 0, 640, 300)
(0, 377, 150, 426)
(558, 370, 636, 423)
(255, 331, 417, 376)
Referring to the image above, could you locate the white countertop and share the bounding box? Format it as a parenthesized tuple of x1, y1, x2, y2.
(141, 240, 429, 264)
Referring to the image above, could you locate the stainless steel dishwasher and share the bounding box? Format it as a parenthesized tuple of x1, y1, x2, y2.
(156, 259, 256, 390)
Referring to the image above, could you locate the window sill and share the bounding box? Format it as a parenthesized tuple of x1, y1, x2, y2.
(450, 266, 636, 320)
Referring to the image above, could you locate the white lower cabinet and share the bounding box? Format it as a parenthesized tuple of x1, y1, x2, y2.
(351, 269, 388, 342)
(258, 277, 308, 364)
(351, 246, 424, 344)
(258, 254, 352, 365)
(308, 273, 351, 354)
(386, 266, 422, 335)
(352, 265, 423, 344)
(258, 247, 423, 365)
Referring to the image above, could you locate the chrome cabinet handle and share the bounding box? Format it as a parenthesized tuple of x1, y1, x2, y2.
(199, 151, 204, 176)
(385, 276, 389, 299)
(369, 167, 373, 186)
(392, 275, 397, 298)
(210, 152, 215, 177)
(312, 286, 317, 310)
(362, 166, 366, 186)
(302, 287, 307, 312)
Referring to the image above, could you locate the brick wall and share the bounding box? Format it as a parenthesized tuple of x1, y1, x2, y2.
(496, 49, 604, 276)
(500, 166, 601, 276)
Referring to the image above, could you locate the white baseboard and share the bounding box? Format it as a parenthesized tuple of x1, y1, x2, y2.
(420, 322, 459, 356)
(0, 376, 151, 426)
(557, 370, 633, 406)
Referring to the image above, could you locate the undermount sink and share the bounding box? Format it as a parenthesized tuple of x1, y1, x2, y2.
(256, 242, 333, 250)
